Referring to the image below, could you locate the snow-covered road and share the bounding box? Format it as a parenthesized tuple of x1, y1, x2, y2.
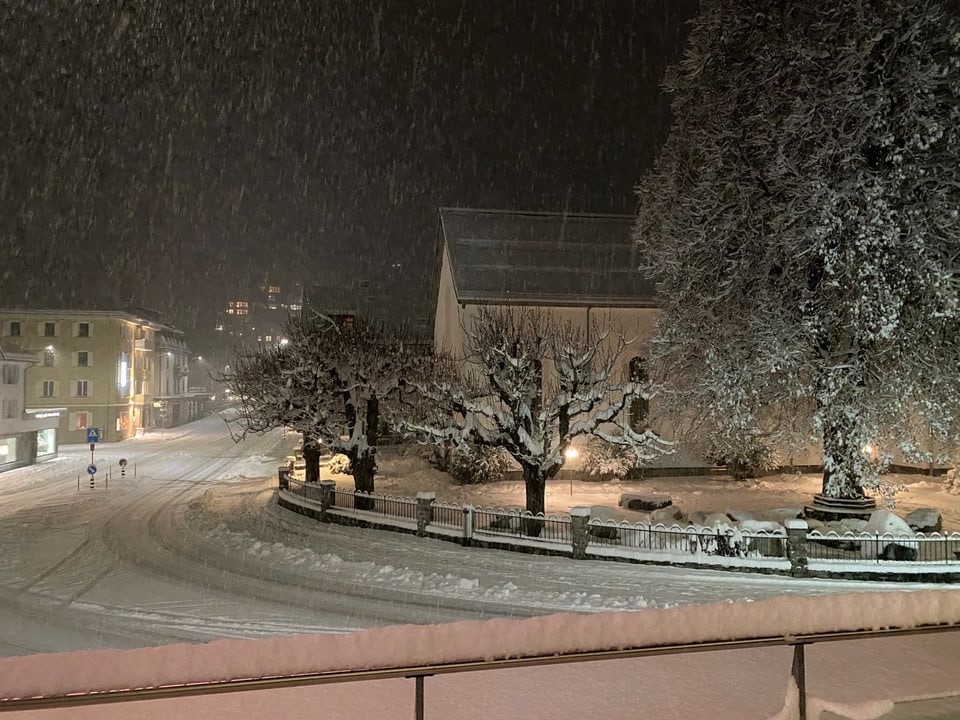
(0, 414, 949, 657)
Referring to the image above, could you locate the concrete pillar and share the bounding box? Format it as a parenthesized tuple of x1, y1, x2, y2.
(319, 480, 336, 521)
(785, 519, 810, 577)
(416, 491, 436, 537)
(570, 507, 591, 560)
(462, 505, 474, 545)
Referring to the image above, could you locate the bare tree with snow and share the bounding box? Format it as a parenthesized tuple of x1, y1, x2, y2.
(635, 0, 960, 501)
(220, 314, 425, 503)
(406, 308, 670, 534)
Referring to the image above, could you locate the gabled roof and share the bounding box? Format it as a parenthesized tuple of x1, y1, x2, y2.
(438, 208, 657, 307)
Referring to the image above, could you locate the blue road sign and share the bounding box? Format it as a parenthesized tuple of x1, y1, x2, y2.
(86, 428, 101, 443)
(87, 464, 97, 476)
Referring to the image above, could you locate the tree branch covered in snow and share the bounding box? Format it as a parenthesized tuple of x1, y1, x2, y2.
(403, 308, 671, 524)
(635, 0, 960, 499)
(219, 313, 428, 495)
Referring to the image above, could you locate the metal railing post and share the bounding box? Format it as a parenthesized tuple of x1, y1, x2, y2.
(791, 642, 807, 720)
(415, 674, 424, 720)
(407, 673, 432, 720)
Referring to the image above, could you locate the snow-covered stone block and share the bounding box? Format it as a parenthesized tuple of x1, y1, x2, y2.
(590, 505, 620, 521)
(650, 505, 684, 524)
(864, 509, 914, 537)
(618, 493, 672, 511)
(703, 512, 734, 529)
(839, 517, 868, 533)
(878, 542, 918, 561)
(905, 507, 942, 533)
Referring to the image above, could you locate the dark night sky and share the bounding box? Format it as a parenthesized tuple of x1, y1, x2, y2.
(0, 1, 696, 339)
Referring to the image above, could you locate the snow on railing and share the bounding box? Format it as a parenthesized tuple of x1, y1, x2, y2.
(278, 475, 960, 574)
(807, 530, 960, 563)
(586, 520, 786, 559)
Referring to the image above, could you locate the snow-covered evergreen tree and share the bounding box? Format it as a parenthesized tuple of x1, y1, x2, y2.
(221, 314, 424, 502)
(635, 0, 960, 499)
(406, 308, 670, 534)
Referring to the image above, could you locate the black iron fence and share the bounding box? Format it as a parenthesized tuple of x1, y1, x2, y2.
(279, 475, 960, 576)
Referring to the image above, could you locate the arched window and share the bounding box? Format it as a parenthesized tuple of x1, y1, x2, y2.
(628, 356, 649, 431)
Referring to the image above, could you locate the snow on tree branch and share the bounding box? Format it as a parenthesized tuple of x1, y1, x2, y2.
(635, 0, 960, 499)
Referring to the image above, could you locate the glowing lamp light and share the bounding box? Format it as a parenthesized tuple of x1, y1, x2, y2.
(279, 338, 289, 346)
(564, 447, 579, 460)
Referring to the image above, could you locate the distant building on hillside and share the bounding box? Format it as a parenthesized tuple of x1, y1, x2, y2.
(214, 282, 300, 348)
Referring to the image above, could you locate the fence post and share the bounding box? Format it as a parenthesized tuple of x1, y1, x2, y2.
(319, 480, 336, 521)
(462, 505, 474, 546)
(785, 519, 810, 577)
(416, 492, 435, 537)
(570, 507, 591, 560)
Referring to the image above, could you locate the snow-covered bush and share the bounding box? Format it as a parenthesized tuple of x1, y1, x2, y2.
(327, 453, 351, 476)
(446, 445, 510, 485)
(945, 468, 960, 496)
(580, 438, 636, 481)
(705, 436, 779, 481)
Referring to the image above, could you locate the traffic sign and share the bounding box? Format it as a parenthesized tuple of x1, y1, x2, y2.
(87, 464, 97, 475)
(86, 428, 101, 443)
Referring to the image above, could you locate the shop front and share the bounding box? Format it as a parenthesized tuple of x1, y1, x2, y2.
(0, 409, 61, 474)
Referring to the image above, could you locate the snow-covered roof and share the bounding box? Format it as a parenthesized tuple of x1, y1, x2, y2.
(438, 208, 658, 307)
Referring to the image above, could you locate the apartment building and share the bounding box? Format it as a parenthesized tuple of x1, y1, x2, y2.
(0, 309, 202, 444)
(0, 342, 60, 472)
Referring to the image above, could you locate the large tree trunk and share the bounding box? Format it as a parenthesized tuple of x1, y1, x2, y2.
(522, 463, 547, 537)
(303, 437, 321, 484)
(351, 451, 377, 510)
(816, 338, 872, 500)
(819, 409, 870, 500)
